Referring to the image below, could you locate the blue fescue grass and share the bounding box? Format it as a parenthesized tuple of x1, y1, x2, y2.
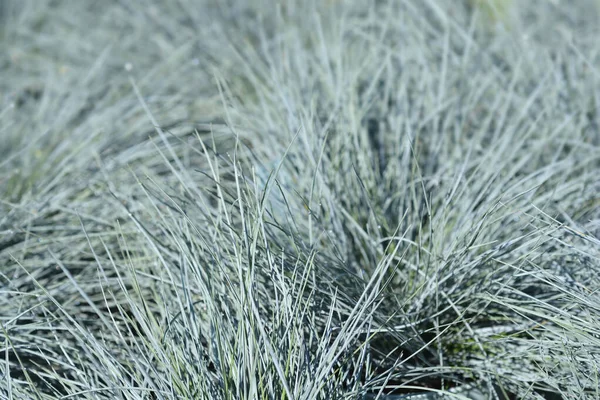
(1, 1, 600, 399)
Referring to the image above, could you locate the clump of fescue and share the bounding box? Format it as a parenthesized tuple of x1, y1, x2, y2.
(1, 0, 600, 399)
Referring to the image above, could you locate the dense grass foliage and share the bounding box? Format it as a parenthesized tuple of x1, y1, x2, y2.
(2, 1, 600, 399)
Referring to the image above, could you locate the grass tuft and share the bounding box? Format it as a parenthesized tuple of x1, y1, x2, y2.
(2, 0, 600, 399)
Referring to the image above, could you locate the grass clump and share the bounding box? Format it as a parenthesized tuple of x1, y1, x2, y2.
(1, 0, 600, 399)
